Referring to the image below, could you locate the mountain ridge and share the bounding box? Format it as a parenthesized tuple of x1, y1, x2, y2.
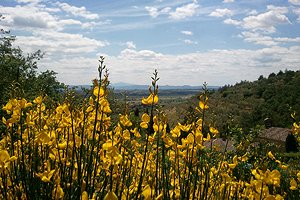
(70, 82, 220, 91)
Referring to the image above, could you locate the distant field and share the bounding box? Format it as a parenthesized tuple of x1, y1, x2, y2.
(113, 88, 201, 105)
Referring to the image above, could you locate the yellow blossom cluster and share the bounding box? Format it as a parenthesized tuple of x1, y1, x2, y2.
(0, 62, 299, 199)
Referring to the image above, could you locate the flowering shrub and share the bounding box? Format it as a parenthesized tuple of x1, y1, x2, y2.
(0, 57, 300, 199)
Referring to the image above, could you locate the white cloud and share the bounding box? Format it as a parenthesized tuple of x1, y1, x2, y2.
(14, 30, 108, 55)
(104, 46, 300, 86)
(274, 37, 300, 42)
(293, 8, 300, 21)
(0, 4, 92, 31)
(241, 31, 278, 46)
(145, 6, 171, 18)
(289, 0, 300, 5)
(248, 10, 258, 16)
(119, 49, 163, 60)
(15, 0, 41, 4)
(223, 0, 234, 3)
(58, 19, 82, 26)
(126, 41, 136, 49)
(223, 18, 241, 26)
(183, 39, 198, 45)
(56, 2, 99, 20)
(242, 5, 290, 33)
(169, 2, 199, 20)
(241, 31, 300, 46)
(161, 7, 171, 13)
(181, 30, 193, 35)
(145, 6, 159, 18)
(81, 20, 111, 29)
(209, 8, 233, 17)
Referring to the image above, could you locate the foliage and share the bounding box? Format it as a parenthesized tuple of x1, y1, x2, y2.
(0, 29, 64, 106)
(1, 58, 300, 199)
(208, 70, 300, 132)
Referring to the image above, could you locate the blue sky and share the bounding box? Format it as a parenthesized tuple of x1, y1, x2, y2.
(1, 0, 300, 86)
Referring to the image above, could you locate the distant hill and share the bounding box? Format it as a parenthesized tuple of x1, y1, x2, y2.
(207, 70, 300, 132)
(110, 82, 219, 91)
(70, 83, 219, 91)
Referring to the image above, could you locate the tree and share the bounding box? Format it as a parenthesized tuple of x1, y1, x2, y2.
(0, 17, 63, 105)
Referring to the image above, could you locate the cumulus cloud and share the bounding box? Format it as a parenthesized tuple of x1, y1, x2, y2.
(289, 0, 300, 5)
(104, 46, 300, 86)
(274, 37, 300, 42)
(169, 2, 199, 20)
(241, 31, 278, 46)
(241, 31, 300, 46)
(181, 30, 193, 35)
(248, 10, 258, 15)
(126, 41, 136, 49)
(1, 5, 60, 30)
(0, 3, 100, 31)
(293, 8, 300, 21)
(14, 30, 108, 55)
(242, 5, 290, 33)
(56, 2, 99, 20)
(223, 18, 241, 26)
(145, 6, 171, 18)
(119, 49, 163, 60)
(15, 0, 41, 4)
(209, 8, 233, 17)
(145, 6, 159, 18)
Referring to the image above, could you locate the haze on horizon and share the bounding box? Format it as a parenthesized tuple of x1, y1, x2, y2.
(1, 0, 300, 87)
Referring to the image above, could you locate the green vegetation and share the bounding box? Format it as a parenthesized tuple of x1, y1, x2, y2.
(0, 28, 63, 104)
(1, 18, 300, 199)
(112, 70, 300, 135)
(1, 57, 300, 199)
(201, 70, 300, 133)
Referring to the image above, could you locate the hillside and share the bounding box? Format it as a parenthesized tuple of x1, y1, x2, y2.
(209, 70, 300, 132)
(165, 70, 300, 132)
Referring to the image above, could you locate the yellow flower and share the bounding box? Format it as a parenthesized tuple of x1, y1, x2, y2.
(267, 151, 276, 160)
(58, 141, 67, 150)
(199, 101, 208, 110)
(228, 155, 238, 169)
(209, 127, 219, 137)
(142, 93, 158, 105)
(93, 86, 105, 97)
(290, 178, 297, 190)
(267, 170, 281, 187)
(52, 184, 64, 199)
(33, 96, 43, 104)
(252, 169, 262, 180)
(120, 114, 132, 127)
(239, 152, 248, 162)
(140, 113, 150, 129)
(81, 191, 88, 200)
(179, 123, 191, 132)
(104, 191, 118, 200)
(155, 193, 163, 200)
(0, 150, 11, 168)
(171, 126, 181, 138)
(2, 101, 13, 112)
(37, 169, 55, 182)
(0, 150, 10, 163)
(37, 132, 51, 145)
(123, 129, 131, 140)
(142, 185, 152, 200)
